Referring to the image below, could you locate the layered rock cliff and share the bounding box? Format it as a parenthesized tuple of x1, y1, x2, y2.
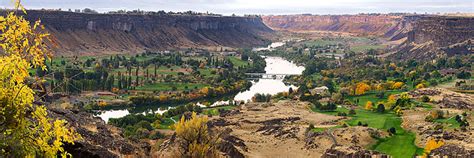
(262, 15, 402, 36)
(14, 10, 273, 55)
(393, 15, 473, 60)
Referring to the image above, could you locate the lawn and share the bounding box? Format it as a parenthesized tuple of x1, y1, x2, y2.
(135, 82, 209, 91)
(371, 131, 421, 158)
(198, 68, 218, 78)
(303, 39, 339, 47)
(350, 45, 384, 53)
(311, 90, 423, 158)
(228, 56, 249, 67)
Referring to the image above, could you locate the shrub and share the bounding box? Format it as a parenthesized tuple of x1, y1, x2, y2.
(252, 93, 271, 102)
(376, 91, 385, 99)
(376, 104, 385, 113)
(337, 112, 347, 116)
(421, 95, 430, 102)
(388, 127, 396, 134)
(174, 112, 219, 157)
(349, 109, 356, 115)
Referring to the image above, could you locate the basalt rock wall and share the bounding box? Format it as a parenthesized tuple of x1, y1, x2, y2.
(262, 15, 402, 36)
(9, 10, 273, 55)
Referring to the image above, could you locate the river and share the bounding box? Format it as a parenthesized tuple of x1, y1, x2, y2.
(96, 45, 304, 123)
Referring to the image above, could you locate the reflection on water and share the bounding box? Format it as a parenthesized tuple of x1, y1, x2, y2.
(252, 42, 285, 51)
(95, 52, 304, 122)
(97, 109, 129, 123)
(234, 56, 304, 102)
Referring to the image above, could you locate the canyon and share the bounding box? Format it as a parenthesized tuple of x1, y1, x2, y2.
(263, 14, 473, 60)
(12, 10, 273, 56)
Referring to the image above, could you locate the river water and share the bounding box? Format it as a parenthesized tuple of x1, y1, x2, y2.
(96, 44, 304, 123)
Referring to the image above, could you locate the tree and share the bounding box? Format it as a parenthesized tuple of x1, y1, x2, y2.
(388, 127, 396, 134)
(421, 95, 430, 102)
(349, 109, 356, 115)
(288, 87, 294, 94)
(423, 138, 444, 157)
(456, 70, 471, 79)
(391, 82, 404, 89)
(174, 112, 219, 158)
(376, 104, 385, 113)
(355, 82, 371, 95)
(0, 2, 80, 157)
(365, 101, 373, 110)
(416, 83, 426, 89)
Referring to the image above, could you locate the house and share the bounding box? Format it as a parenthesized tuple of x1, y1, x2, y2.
(310, 86, 329, 96)
(440, 68, 457, 76)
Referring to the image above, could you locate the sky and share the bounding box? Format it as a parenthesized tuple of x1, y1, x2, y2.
(1, 0, 472, 15)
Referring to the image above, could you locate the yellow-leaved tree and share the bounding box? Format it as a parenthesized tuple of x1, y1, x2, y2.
(0, 1, 80, 157)
(365, 101, 373, 110)
(174, 112, 219, 158)
(422, 138, 444, 157)
(355, 82, 370, 95)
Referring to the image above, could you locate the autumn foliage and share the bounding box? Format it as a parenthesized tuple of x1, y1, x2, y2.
(174, 112, 219, 158)
(0, 1, 80, 157)
(422, 138, 444, 157)
(355, 82, 371, 95)
(365, 101, 373, 110)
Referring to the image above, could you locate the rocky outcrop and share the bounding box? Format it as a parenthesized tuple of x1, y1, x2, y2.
(9, 10, 273, 55)
(47, 108, 150, 157)
(430, 144, 474, 157)
(409, 88, 474, 109)
(322, 146, 388, 158)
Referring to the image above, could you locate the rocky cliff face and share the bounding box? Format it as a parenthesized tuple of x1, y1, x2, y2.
(13, 10, 273, 55)
(393, 15, 473, 60)
(262, 15, 402, 36)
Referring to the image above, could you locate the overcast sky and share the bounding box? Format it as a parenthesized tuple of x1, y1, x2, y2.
(1, 0, 472, 15)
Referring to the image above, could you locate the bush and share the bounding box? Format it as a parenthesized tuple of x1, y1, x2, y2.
(311, 99, 322, 109)
(376, 104, 385, 113)
(307, 124, 315, 132)
(421, 95, 430, 102)
(337, 112, 347, 116)
(149, 130, 165, 139)
(252, 93, 271, 102)
(349, 109, 356, 115)
(376, 91, 385, 99)
(388, 127, 396, 134)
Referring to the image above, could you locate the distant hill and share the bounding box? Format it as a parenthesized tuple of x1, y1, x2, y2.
(7, 10, 274, 56)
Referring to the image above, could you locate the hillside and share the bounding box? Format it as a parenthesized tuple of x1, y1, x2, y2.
(12, 10, 274, 56)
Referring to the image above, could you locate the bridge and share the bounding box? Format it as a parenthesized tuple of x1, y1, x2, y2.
(244, 73, 298, 79)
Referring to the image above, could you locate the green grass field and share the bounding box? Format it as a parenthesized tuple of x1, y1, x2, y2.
(312, 90, 423, 158)
(350, 45, 384, 52)
(371, 131, 421, 158)
(228, 56, 249, 67)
